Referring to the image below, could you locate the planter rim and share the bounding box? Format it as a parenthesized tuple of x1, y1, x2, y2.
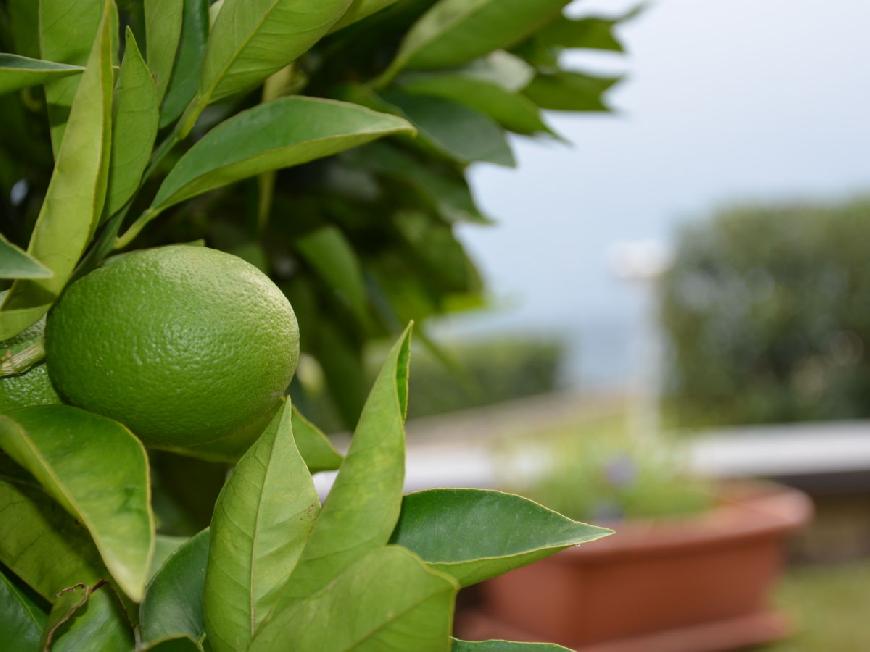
(556, 480, 812, 562)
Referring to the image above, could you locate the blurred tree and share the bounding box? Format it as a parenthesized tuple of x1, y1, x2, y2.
(661, 196, 870, 426)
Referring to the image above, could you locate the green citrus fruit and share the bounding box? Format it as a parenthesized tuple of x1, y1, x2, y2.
(0, 316, 61, 413)
(45, 245, 299, 459)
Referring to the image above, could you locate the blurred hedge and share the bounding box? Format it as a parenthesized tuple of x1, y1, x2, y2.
(661, 196, 870, 427)
(297, 334, 564, 431)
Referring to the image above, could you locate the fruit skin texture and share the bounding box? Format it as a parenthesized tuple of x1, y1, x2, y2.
(45, 245, 299, 459)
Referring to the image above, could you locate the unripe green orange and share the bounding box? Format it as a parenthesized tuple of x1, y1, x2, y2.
(45, 245, 299, 459)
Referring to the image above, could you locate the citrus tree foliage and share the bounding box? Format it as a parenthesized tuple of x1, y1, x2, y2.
(0, 0, 633, 426)
(0, 0, 625, 649)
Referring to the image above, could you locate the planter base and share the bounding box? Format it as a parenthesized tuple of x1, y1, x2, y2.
(459, 608, 792, 652)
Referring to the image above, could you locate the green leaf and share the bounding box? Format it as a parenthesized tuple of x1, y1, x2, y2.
(251, 546, 457, 651)
(0, 567, 47, 652)
(196, 0, 353, 105)
(0, 406, 155, 602)
(49, 585, 134, 652)
(276, 326, 412, 600)
(331, 0, 399, 31)
(398, 72, 550, 135)
(350, 143, 490, 224)
(140, 530, 209, 651)
(0, 476, 105, 601)
(314, 319, 367, 428)
(204, 399, 320, 652)
(7, 0, 40, 58)
(148, 536, 188, 581)
(537, 15, 624, 52)
(524, 70, 621, 112)
(145, 0, 184, 103)
(296, 226, 369, 325)
(0, 2, 114, 340)
(382, 89, 514, 167)
(151, 97, 414, 213)
(292, 406, 342, 473)
(106, 29, 160, 216)
(452, 640, 571, 652)
(0, 53, 82, 95)
(0, 234, 52, 280)
(382, 0, 568, 80)
(390, 489, 611, 586)
(159, 0, 208, 128)
(38, 0, 107, 152)
(41, 582, 93, 650)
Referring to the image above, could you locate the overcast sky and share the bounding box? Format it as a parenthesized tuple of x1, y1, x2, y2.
(440, 0, 870, 387)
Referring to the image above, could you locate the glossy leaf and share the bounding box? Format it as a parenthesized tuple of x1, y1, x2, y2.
(204, 400, 320, 652)
(38, 0, 105, 152)
(159, 0, 208, 127)
(383, 0, 568, 79)
(452, 640, 571, 652)
(145, 0, 184, 102)
(296, 226, 369, 325)
(276, 327, 411, 601)
(382, 89, 514, 167)
(331, 0, 399, 31)
(50, 585, 134, 652)
(0, 476, 105, 601)
(107, 29, 160, 216)
(0, 406, 155, 602)
(292, 406, 342, 473)
(0, 54, 82, 95)
(390, 489, 611, 586)
(0, 234, 52, 280)
(251, 546, 457, 651)
(197, 0, 353, 104)
(0, 3, 113, 340)
(0, 567, 46, 652)
(524, 70, 621, 112)
(398, 72, 549, 135)
(151, 97, 414, 213)
(140, 530, 209, 651)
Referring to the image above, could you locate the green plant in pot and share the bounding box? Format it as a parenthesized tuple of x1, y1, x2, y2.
(0, 0, 632, 650)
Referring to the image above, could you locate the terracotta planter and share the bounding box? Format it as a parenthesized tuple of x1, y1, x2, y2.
(458, 482, 812, 652)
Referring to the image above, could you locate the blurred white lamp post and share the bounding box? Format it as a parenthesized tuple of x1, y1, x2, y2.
(607, 240, 672, 441)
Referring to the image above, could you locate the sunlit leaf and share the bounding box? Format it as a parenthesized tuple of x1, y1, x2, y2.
(106, 29, 159, 216)
(204, 400, 320, 652)
(275, 326, 411, 600)
(151, 97, 413, 213)
(145, 0, 184, 103)
(0, 406, 155, 602)
(331, 0, 399, 31)
(391, 489, 611, 586)
(0, 234, 52, 280)
(251, 546, 457, 651)
(292, 406, 342, 473)
(196, 0, 353, 105)
(0, 54, 82, 95)
(0, 2, 114, 340)
(0, 475, 105, 601)
(382, 0, 568, 80)
(38, 0, 108, 152)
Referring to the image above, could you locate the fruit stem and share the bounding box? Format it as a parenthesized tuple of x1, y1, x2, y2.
(0, 339, 45, 377)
